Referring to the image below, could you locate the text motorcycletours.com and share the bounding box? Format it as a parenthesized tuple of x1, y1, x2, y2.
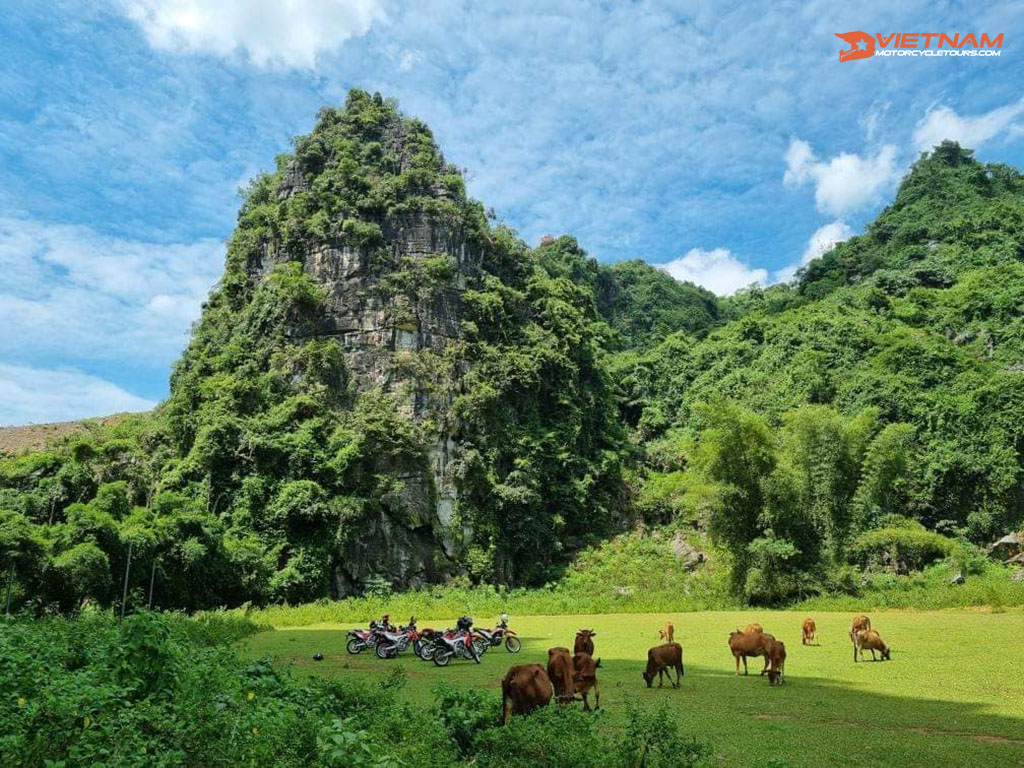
(835, 32, 1004, 62)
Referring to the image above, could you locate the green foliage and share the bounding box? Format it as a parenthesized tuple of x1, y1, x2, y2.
(848, 520, 956, 573)
(596, 258, 721, 350)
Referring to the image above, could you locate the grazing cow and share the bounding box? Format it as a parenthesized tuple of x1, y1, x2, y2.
(744, 622, 764, 635)
(572, 651, 601, 711)
(850, 614, 871, 638)
(802, 617, 817, 645)
(547, 647, 575, 703)
(852, 629, 890, 662)
(642, 642, 685, 689)
(658, 621, 675, 643)
(501, 665, 553, 725)
(574, 629, 596, 656)
(728, 630, 775, 676)
(766, 640, 787, 685)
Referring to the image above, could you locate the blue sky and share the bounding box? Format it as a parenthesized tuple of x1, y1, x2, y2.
(1, 0, 1023, 424)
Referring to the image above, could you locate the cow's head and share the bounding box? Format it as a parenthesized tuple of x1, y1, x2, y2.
(881, 647, 891, 661)
(767, 669, 781, 685)
(642, 668, 654, 688)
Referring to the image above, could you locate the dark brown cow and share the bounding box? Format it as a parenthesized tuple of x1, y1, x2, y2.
(547, 647, 575, 703)
(728, 630, 776, 676)
(574, 629, 596, 656)
(572, 651, 600, 711)
(767, 639, 787, 685)
(802, 617, 817, 645)
(642, 642, 684, 688)
(852, 629, 890, 662)
(501, 664, 553, 725)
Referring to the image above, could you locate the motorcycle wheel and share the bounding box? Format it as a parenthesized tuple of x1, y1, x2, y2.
(376, 642, 392, 659)
(413, 640, 425, 659)
(505, 636, 522, 653)
(433, 649, 452, 667)
(472, 638, 489, 657)
(346, 637, 362, 655)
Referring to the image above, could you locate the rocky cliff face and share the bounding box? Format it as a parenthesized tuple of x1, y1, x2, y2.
(254, 176, 479, 593)
(163, 91, 624, 600)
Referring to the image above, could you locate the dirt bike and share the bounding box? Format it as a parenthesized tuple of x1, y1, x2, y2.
(346, 622, 384, 654)
(375, 617, 422, 659)
(431, 629, 484, 666)
(476, 618, 521, 653)
(414, 627, 442, 660)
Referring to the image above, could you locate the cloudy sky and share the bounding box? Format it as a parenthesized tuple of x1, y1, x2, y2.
(1, 0, 1023, 424)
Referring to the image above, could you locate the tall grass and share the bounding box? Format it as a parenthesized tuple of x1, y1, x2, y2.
(229, 528, 1024, 627)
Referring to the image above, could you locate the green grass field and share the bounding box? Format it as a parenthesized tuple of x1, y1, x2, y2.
(241, 610, 1024, 767)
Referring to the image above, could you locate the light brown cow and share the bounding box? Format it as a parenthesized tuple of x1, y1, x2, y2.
(850, 614, 871, 637)
(802, 617, 817, 645)
(658, 621, 675, 643)
(744, 622, 764, 635)
(572, 651, 601, 711)
(501, 664, 553, 724)
(574, 629, 596, 656)
(852, 629, 890, 662)
(547, 647, 575, 703)
(729, 630, 775, 676)
(643, 642, 684, 688)
(766, 640, 787, 685)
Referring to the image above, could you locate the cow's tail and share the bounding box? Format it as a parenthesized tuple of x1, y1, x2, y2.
(595, 657, 602, 669)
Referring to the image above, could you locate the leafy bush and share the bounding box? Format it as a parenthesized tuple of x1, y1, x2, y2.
(849, 521, 955, 573)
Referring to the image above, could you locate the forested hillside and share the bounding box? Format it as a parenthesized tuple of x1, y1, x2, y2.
(623, 141, 1024, 601)
(1, 92, 1022, 613)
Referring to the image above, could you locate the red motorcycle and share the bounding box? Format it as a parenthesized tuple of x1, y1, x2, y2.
(432, 616, 484, 666)
(475, 617, 521, 654)
(375, 617, 423, 659)
(345, 614, 396, 655)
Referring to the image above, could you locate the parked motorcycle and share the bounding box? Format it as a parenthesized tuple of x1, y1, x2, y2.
(346, 620, 384, 655)
(432, 616, 483, 666)
(476, 617, 521, 653)
(375, 617, 421, 659)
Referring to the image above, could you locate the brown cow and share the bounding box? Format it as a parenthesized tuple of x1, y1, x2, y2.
(642, 642, 684, 688)
(728, 630, 775, 676)
(574, 629, 596, 656)
(744, 622, 763, 634)
(766, 640, 787, 685)
(572, 651, 600, 711)
(850, 614, 871, 638)
(852, 629, 890, 662)
(547, 647, 575, 703)
(501, 664, 553, 724)
(658, 621, 675, 643)
(802, 617, 817, 645)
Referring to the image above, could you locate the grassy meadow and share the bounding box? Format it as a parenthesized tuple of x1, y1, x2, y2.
(241, 610, 1024, 768)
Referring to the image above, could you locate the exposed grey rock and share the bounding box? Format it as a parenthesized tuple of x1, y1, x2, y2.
(671, 532, 709, 571)
(612, 585, 635, 597)
(254, 178, 484, 594)
(988, 532, 1022, 560)
(949, 571, 965, 585)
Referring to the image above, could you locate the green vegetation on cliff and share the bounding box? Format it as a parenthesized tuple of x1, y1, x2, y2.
(0, 90, 1022, 616)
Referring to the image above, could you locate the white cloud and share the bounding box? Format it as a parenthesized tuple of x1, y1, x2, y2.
(913, 100, 1024, 152)
(784, 139, 900, 218)
(0, 364, 155, 426)
(0, 216, 222, 371)
(121, 0, 386, 69)
(656, 247, 767, 296)
(774, 220, 853, 283)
